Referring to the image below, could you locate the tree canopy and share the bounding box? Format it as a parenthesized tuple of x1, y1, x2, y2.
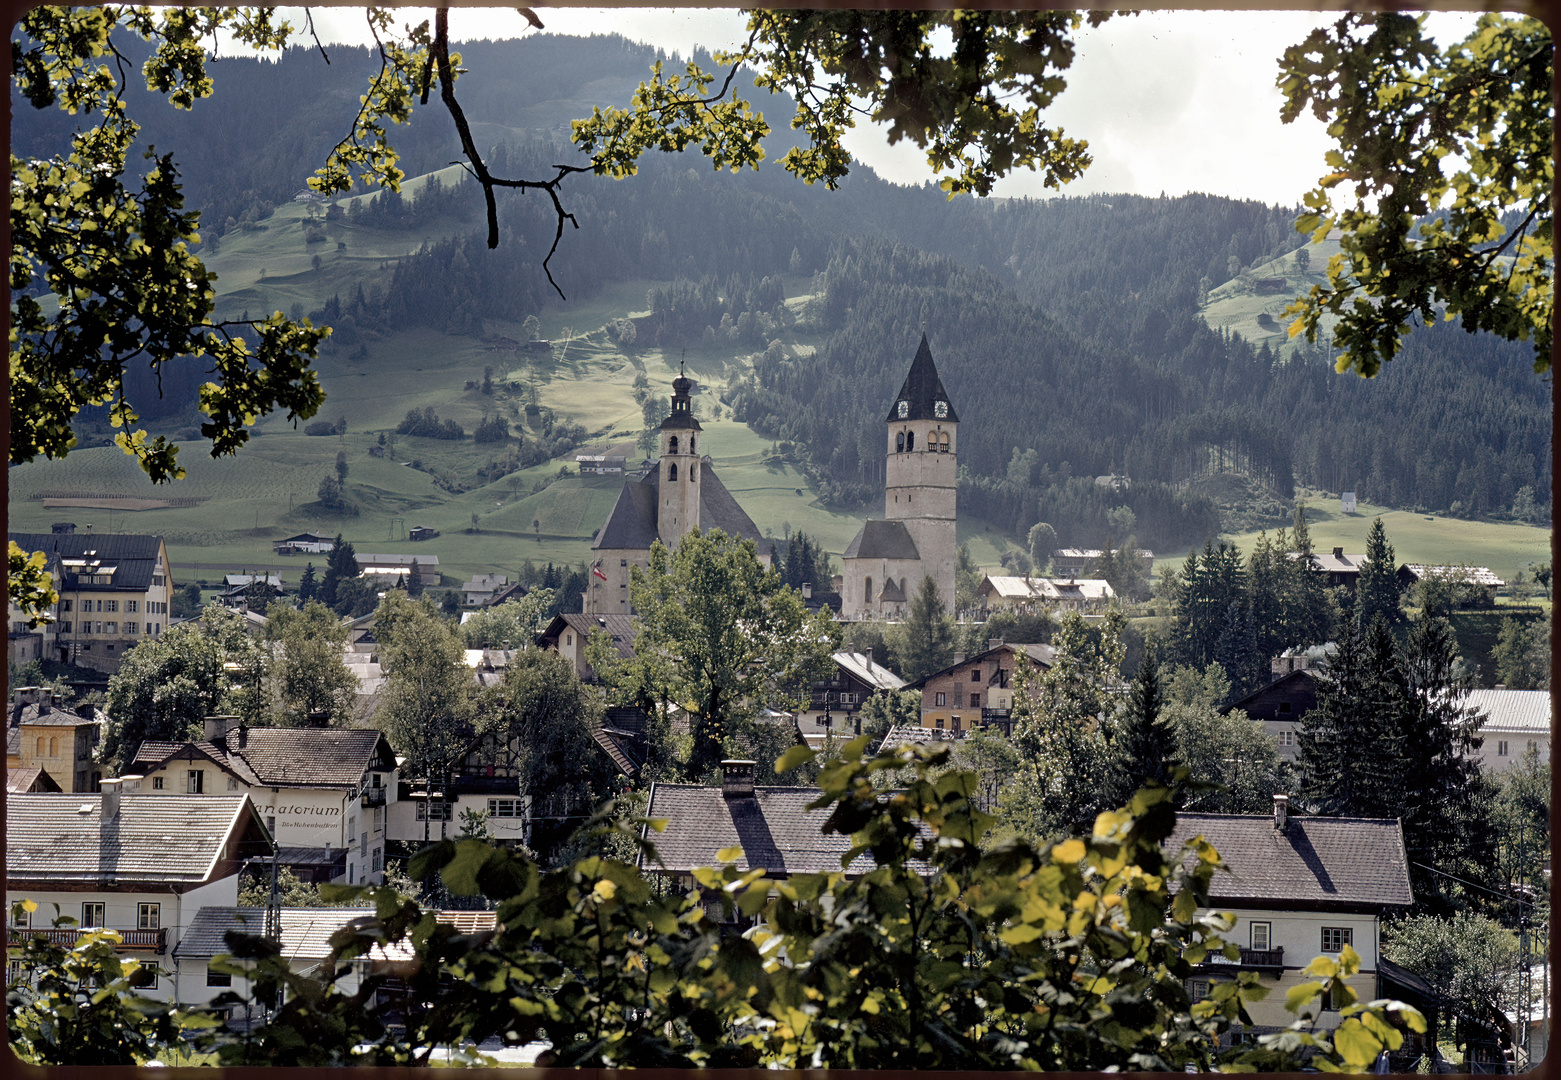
(1280, 13, 1551, 374)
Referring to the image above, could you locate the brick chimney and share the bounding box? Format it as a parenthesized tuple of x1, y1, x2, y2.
(203, 714, 239, 751)
(1273, 794, 1290, 832)
(721, 759, 756, 798)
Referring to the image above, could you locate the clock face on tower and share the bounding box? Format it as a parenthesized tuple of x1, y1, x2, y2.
(897, 401, 909, 419)
(934, 400, 948, 419)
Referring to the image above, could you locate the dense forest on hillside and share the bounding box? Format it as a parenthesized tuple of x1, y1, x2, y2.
(14, 30, 1550, 543)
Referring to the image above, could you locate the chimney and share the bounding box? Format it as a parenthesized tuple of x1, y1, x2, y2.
(987, 637, 1003, 652)
(101, 777, 122, 821)
(721, 759, 756, 798)
(1495, 684, 1507, 692)
(802, 582, 813, 599)
(1273, 794, 1289, 832)
(119, 774, 143, 794)
(306, 709, 330, 728)
(203, 714, 240, 749)
(1332, 546, 1344, 559)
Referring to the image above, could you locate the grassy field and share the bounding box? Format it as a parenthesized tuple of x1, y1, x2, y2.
(1199, 238, 1345, 357)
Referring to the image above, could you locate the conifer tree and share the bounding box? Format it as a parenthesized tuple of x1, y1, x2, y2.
(1298, 613, 1406, 818)
(1213, 598, 1264, 701)
(1356, 517, 1402, 628)
(1107, 646, 1177, 806)
(896, 575, 957, 682)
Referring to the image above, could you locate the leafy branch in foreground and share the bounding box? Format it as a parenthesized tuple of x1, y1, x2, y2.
(8, 744, 1424, 1070)
(1279, 12, 1552, 375)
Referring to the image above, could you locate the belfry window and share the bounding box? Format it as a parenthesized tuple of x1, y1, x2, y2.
(669, 436, 679, 455)
(896, 432, 905, 452)
(940, 432, 951, 453)
(905, 431, 915, 452)
(668, 463, 678, 481)
(689, 436, 696, 454)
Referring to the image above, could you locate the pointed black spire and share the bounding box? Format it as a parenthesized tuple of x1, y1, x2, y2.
(886, 333, 958, 423)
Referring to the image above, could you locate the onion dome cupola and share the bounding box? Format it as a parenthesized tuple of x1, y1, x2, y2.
(660, 365, 703, 432)
(886, 332, 958, 424)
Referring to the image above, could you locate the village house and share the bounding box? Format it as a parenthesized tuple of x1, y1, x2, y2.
(356, 553, 440, 588)
(1164, 797, 1417, 1052)
(271, 532, 336, 556)
(1221, 664, 1321, 761)
(536, 612, 637, 683)
(1051, 548, 1154, 578)
(1467, 688, 1550, 772)
(976, 574, 1115, 614)
(793, 651, 907, 747)
(574, 439, 638, 475)
(460, 573, 509, 607)
(7, 686, 103, 792)
(172, 906, 373, 1012)
(1294, 547, 1371, 590)
(6, 788, 274, 1002)
(640, 761, 858, 892)
(127, 716, 398, 886)
(8, 525, 175, 674)
(386, 730, 527, 848)
(1397, 563, 1505, 606)
(913, 641, 1056, 736)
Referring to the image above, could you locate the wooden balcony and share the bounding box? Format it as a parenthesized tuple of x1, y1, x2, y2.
(9, 927, 167, 953)
(360, 786, 387, 808)
(1199, 945, 1284, 973)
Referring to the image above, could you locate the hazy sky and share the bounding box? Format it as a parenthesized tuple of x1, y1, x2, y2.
(288, 7, 1478, 209)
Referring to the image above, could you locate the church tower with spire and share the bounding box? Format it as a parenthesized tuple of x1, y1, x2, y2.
(657, 366, 702, 547)
(840, 334, 959, 619)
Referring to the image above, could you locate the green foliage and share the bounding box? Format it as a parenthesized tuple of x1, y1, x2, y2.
(10, 9, 328, 486)
(1106, 647, 1177, 806)
(577, 11, 1109, 199)
(236, 865, 352, 908)
(459, 590, 557, 649)
(1491, 615, 1549, 690)
(893, 574, 956, 682)
(103, 604, 262, 769)
(263, 600, 357, 725)
(7, 902, 194, 1065)
(1280, 13, 1552, 375)
(853, 688, 922, 747)
(1384, 912, 1521, 1037)
(623, 529, 839, 777)
(7, 542, 58, 625)
(320, 534, 359, 611)
(474, 649, 613, 862)
(372, 592, 473, 775)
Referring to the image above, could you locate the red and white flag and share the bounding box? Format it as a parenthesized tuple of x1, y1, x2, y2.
(591, 560, 607, 581)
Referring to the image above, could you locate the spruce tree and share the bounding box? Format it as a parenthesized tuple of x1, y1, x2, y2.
(1108, 647, 1177, 806)
(1356, 517, 1402, 627)
(1213, 598, 1264, 701)
(897, 575, 956, 682)
(1297, 613, 1405, 818)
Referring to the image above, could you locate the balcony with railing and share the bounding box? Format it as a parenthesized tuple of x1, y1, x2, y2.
(1199, 945, 1284, 974)
(9, 926, 167, 953)
(360, 786, 387, 808)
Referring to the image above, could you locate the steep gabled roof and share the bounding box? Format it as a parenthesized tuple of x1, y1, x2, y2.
(132, 729, 395, 788)
(641, 784, 858, 875)
(1467, 689, 1551, 733)
(6, 793, 272, 886)
(885, 333, 958, 423)
(592, 460, 764, 551)
(537, 612, 638, 658)
(842, 519, 921, 561)
(1165, 812, 1413, 910)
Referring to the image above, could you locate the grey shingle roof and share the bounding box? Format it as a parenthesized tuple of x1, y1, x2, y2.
(10, 701, 95, 728)
(539, 613, 638, 658)
(7, 766, 61, 793)
(832, 651, 906, 693)
(174, 906, 376, 962)
(131, 729, 394, 788)
(641, 784, 859, 875)
(591, 460, 764, 551)
(1165, 813, 1413, 910)
(10, 532, 166, 593)
(6, 794, 271, 885)
(885, 334, 959, 423)
(842, 519, 921, 561)
(1467, 689, 1550, 734)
